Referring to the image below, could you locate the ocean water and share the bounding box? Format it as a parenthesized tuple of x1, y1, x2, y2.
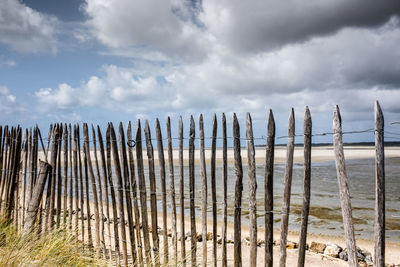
(146, 157, 400, 242)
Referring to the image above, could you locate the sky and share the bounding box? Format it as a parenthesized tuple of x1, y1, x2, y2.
(1, 0, 400, 144)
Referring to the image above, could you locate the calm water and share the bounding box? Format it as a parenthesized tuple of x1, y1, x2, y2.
(144, 157, 400, 242)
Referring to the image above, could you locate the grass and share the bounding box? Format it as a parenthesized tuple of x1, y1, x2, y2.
(0, 218, 106, 267)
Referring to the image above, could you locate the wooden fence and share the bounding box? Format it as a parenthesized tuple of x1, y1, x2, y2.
(0, 101, 386, 267)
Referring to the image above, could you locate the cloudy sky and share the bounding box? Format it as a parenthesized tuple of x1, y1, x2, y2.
(1, 0, 400, 143)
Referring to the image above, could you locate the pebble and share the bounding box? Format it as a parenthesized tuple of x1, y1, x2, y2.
(310, 241, 326, 253)
(323, 242, 342, 258)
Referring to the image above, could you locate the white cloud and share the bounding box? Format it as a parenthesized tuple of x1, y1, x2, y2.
(0, 86, 20, 115)
(0, 0, 58, 53)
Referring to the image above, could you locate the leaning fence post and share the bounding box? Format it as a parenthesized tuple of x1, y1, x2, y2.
(279, 108, 295, 267)
(374, 101, 385, 267)
(298, 107, 312, 267)
(333, 105, 358, 267)
(24, 160, 51, 235)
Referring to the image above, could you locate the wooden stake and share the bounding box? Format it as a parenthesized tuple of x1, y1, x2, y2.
(199, 114, 207, 267)
(63, 124, 68, 227)
(374, 101, 385, 267)
(221, 113, 228, 267)
(144, 121, 160, 265)
(333, 105, 358, 267)
(178, 116, 186, 265)
(189, 115, 197, 266)
(211, 114, 218, 267)
(233, 113, 243, 267)
(298, 107, 312, 267)
(265, 110, 275, 267)
(279, 109, 295, 267)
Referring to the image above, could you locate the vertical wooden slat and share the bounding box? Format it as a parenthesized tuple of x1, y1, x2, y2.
(47, 125, 59, 231)
(233, 113, 243, 267)
(83, 123, 101, 253)
(73, 125, 80, 235)
(167, 117, 178, 264)
(77, 124, 86, 244)
(106, 124, 121, 264)
(144, 121, 160, 265)
(56, 124, 63, 228)
(92, 125, 106, 258)
(189, 115, 197, 266)
(21, 129, 28, 228)
(199, 114, 208, 267)
(68, 123, 73, 230)
(24, 160, 51, 235)
(333, 105, 358, 267)
(109, 123, 128, 266)
(374, 100, 385, 267)
(127, 122, 144, 265)
(247, 113, 257, 267)
(119, 122, 137, 265)
(298, 107, 312, 267)
(83, 135, 93, 248)
(155, 118, 168, 263)
(135, 120, 152, 264)
(97, 125, 114, 262)
(63, 124, 68, 227)
(279, 108, 295, 267)
(211, 114, 217, 267)
(221, 113, 228, 267)
(265, 110, 275, 267)
(179, 116, 186, 265)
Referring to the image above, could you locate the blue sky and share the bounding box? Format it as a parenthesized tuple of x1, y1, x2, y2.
(1, 0, 400, 144)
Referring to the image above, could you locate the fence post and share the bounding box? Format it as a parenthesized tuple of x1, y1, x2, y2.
(135, 120, 152, 265)
(189, 116, 197, 266)
(211, 114, 218, 267)
(24, 160, 51, 235)
(298, 107, 312, 267)
(144, 121, 160, 265)
(279, 108, 295, 267)
(155, 119, 168, 264)
(265, 109, 275, 267)
(179, 116, 186, 265)
(247, 113, 257, 267)
(199, 114, 208, 267)
(233, 113, 243, 267)
(374, 101, 385, 267)
(221, 113, 228, 267)
(333, 105, 358, 267)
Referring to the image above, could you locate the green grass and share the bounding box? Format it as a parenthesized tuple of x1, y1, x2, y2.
(0, 218, 106, 267)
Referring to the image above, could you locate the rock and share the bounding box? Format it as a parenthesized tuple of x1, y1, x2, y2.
(226, 234, 234, 244)
(206, 232, 213, 241)
(167, 228, 172, 237)
(257, 239, 265, 247)
(286, 241, 298, 249)
(243, 236, 250, 246)
(217, 237, 222, 244)
(196, 232, 202, 242)
(310, 242, 326, 254)
(339, 251, 348, 261)
(323, 242, 342, 258)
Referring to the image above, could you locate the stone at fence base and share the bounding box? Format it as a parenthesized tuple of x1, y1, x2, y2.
(206, 232, 213, 241)
(339, 251, 348, 261)
(257, 239, 265, 247)
(243, 236, 250, 246)
(226, 234, 234, 244)
(323, 242, 342, 258)
(310, 241, 326, 253)
(286, 241, 298, 249)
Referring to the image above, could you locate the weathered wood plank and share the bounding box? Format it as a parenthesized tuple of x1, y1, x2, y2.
(144, 121, 160, 265)
(155, 118, 168, 263)
(298, 107, 312, 267)
(374, 101, 385, 267)
(333, 105, 358, 267)
(246, 113, 257, 267)
(279, 109, 295, 267)
(265, 110, 275, 267)
(233, 113, 243, 267)
(178, 116, 186, 266)
(189, 115, 197, 266)
(199, 114, 208, 267)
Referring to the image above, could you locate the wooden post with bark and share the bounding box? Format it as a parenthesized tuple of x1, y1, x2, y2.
(221, 113, 228, 267)
(211, 114, 218, 267)
(374, 101, 385, 267)
(189, 116, 197, 266)
(178, 116, 186, 265)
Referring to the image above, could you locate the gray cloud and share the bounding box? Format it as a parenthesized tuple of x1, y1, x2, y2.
(201, 0, 400, 53)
